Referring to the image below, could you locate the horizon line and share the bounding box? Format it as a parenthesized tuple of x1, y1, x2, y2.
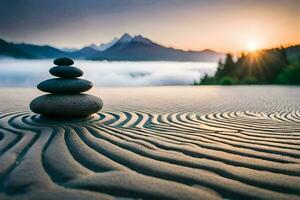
(1, 34, 299, 54)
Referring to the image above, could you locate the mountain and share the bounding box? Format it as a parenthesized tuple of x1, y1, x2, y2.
(0, 39, 36, 59)
(0, 34, 224, 61)
(118, 33, 133, 43)
(61, 47, 77, 52)
(92, 34, 222, 62)
(89, 37, 118, 51)
(15, 43, 66, 59)
(131, 35, 152, 44)
(15, 43, 99, 59)
(68, 47, 100, 58)
(88, 33, 133, 51)
(0, 39, 100, 59)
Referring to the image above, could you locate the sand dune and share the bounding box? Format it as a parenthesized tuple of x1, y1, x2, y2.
(0, 86, 300, 200)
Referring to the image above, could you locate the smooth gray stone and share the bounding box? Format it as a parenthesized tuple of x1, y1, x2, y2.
(50, 66, 83, 78)
(30, 94, 103, 117)
(53, 57, 74, 66)
(38, 78, 93, 94)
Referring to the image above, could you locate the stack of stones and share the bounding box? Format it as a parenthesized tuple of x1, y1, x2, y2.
(30, 57, 103, 118)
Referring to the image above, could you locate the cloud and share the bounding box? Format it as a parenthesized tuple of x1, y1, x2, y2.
(0, 59, 217, 87)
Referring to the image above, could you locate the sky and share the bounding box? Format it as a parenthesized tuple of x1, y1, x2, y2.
(0, 0, 300, 52)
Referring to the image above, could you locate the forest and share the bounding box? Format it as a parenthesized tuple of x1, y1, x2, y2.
(195, 47, 300, 85)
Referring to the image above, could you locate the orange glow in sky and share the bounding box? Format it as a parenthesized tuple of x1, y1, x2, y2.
(1, 0, 300, 53)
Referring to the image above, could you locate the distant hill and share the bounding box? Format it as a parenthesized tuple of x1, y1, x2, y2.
(0, 34, 223, 61)
(0, 39, 97, 59)
(286, 45, 300, 61)
(15, 43, 66, 59)
(0, 39, 36, 59)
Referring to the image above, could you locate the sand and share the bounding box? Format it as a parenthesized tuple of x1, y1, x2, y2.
(0, 86, 299, 200)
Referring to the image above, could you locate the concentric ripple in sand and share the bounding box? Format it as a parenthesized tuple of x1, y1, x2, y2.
(0, 86, 300, 200)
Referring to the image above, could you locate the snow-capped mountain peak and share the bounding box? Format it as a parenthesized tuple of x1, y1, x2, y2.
(118, 33, 133, 43)
(89, 37, 118, 51)
(89, 34, 154, 51)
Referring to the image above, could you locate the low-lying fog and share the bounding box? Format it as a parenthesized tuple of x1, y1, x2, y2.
(0, 59, 217, 87)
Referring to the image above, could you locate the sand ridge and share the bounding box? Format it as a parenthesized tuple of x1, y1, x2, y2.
(0, 86, 300, 200)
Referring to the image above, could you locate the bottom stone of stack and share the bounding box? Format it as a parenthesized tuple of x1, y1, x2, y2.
(30, 94, 103, 117)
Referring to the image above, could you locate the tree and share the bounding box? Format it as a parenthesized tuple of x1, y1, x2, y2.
(279, 46, 288, 65)
(277, 62, 300, 85)
(215, 54, 236, 79)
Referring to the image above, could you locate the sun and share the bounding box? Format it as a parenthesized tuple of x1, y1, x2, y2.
(246, 41, 258, 52)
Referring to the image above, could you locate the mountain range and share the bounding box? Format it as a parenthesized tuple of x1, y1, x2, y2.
(0, 34, 223, 62)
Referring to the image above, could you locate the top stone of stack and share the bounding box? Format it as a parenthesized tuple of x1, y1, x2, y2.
(53, 57, 74, 66)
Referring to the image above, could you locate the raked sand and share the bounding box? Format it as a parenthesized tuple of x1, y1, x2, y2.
(0, 86, 300, 200)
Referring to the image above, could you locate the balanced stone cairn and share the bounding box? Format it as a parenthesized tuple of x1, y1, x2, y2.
(30, 57, 103, 118)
